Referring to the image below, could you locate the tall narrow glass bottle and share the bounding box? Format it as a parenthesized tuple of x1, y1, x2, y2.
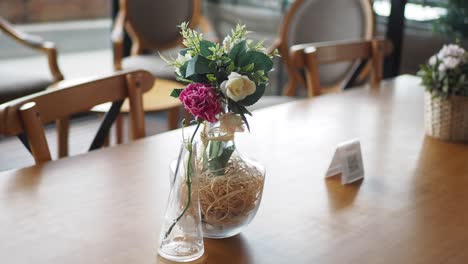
(158, 141, 204, 262)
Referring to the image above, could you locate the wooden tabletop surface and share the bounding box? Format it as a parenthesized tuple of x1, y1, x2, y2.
(1, 75, 468, 264)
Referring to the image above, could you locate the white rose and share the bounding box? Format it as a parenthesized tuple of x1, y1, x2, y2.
(220, 72, 256, 102)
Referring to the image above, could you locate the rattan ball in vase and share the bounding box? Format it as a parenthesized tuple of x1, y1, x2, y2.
(424, 92, 468, 142)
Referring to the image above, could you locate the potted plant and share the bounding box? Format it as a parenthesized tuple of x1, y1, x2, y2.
(418, 43, 468, 142)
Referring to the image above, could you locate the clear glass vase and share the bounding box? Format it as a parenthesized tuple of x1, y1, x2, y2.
(195, 121, 266, 238)
(158, 141, 204, 262)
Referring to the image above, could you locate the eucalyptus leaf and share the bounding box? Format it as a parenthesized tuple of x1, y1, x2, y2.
(238, 51, 273, 72)
(200, 40, 216, 57)
(185, 55, 214, 78)
(229, 40, 247, 64)
(170, 88, 184, 98)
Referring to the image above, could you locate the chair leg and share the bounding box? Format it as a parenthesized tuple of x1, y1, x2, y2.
(371, 39, 384, 88)
(168, 107, 180, 130)
(104, 133, 110, 147)
(304, 51, 322, 97)
(126, 73, 145, 140)
(19, 102, 52, 164)
(115, 113, 124, 144)
(56, 118, 69, 158)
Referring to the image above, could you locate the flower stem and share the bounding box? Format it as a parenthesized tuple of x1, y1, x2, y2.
(164, 122, 201, 239)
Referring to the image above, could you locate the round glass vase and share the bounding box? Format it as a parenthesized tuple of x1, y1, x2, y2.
(196, 121, 266, 238)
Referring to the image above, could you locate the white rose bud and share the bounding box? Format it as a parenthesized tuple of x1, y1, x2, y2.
(220, 72, 256, 102)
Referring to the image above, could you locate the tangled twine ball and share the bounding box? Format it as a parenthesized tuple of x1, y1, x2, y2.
(197, 156, 264, 227)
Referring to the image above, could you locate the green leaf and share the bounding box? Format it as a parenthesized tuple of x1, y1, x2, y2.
(179, 48, 190, 56)
(238, 83, 266, 106)
(189, 74, 208, 83)
(229, 40, 247, 64)
(203, 141, 235, 176)
(170, 88, 184, 98)
(179, 61, 188, 77)
(241, 63, 255, 72)
(239, 110, 250, 132)
(200, 40, 216, 57)
(206, 74, 217, 83)
(185, 55, 214, 78)
(238, 51, 274, 72)
(227, 61, 236, 72)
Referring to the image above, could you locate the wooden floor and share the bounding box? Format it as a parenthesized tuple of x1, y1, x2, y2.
(0, 112, 171, 172)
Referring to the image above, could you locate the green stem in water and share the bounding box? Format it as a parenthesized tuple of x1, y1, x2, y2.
(164, 122, 201, 239)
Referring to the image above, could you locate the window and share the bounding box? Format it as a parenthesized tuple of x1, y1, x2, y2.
(373, 0, 448, 22)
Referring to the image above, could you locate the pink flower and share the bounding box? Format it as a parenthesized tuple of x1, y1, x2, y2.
(179, 83, 222, 123)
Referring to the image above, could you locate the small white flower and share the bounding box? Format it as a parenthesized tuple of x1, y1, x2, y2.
(437, 44, 465, 60)
(175, 53, 192, 65)
(220, 72, 256, 102)
(223, 36, 232, 53)
(175, 54, 186, 65)
(438, 63, 447, 72)
(429, 55, 437, 66)
(442, 56, 460, 70)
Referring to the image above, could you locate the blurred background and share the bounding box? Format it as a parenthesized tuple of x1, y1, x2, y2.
(0, 0, 467, 171)
(1, 0, 467, 89)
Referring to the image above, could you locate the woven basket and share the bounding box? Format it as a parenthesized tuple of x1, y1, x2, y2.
(424, 92, 468, 142)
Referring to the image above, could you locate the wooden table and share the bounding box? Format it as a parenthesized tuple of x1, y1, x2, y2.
(1, 75, 468, 264)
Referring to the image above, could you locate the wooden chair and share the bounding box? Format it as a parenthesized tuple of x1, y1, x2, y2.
(109, 0, 216, 140)
(112, 0, 216, 78)
(0, 16, 71, 158)
(0, 16, 64, 104)
(290, 38, 393, 96)
(267, 0, 375, 96)
(0, 70, 153, 164)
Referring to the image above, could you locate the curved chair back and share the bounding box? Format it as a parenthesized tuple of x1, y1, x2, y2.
(291, 38, 393, 96)
(0, 70, 153, 164)
(123, 0, 201, 52)
(278, 0, 374, 95)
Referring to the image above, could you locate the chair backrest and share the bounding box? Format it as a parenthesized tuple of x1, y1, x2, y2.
(122, 0, 201, 52)
(277, 0, 374, 95)
(0, 70, 154, 164)
(291, 39, 393, 96)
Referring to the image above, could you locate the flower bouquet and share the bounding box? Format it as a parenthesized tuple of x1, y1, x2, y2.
(160, 21, 277, 251)
(418, 43, 468, 142)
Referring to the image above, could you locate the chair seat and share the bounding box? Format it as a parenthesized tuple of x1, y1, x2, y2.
(248, 95, 298, 111)
(0, 72, 52, 104)
(122, 55, 176, 80)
